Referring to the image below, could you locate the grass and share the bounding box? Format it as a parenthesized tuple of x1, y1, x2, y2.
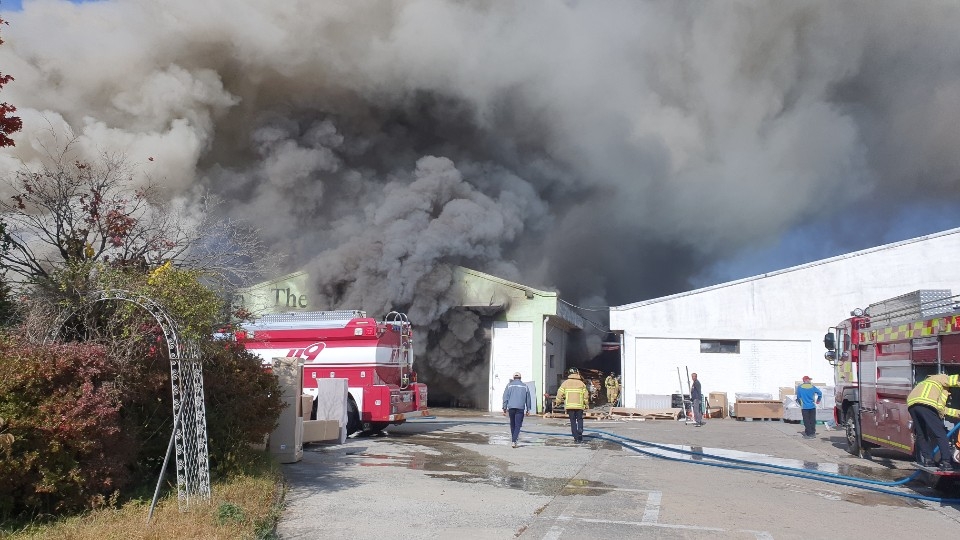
(1, 459, 286, 540)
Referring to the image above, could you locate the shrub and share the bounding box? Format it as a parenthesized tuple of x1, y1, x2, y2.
(201, 339, 283, 477)
(0, 333, 135, 520)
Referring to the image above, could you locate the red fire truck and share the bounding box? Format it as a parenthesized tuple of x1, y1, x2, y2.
(236, 310, 428, 435)
(824, 290, 960, 478)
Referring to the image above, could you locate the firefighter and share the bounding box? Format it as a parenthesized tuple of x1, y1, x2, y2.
(907, 373, 960, 470)
(555, 368, 589, 443)
(605, 372, 620, 406)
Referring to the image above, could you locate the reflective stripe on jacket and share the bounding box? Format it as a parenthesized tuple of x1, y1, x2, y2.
(907, 373, 960, 418)
(556, 376, 588, 410)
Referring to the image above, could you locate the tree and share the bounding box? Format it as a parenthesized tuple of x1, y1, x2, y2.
(0, 15, 23, 326)
(0, 15, 22, 148)
(0, 273, 15, 326)
(0, 143, 279, 298)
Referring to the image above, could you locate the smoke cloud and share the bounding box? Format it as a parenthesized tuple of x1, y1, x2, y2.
(4, 1, 960, 399)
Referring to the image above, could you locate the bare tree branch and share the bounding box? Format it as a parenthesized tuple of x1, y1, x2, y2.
(1, 139, 281, 299)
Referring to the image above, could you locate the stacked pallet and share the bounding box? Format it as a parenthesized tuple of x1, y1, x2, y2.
(733, 399, 783, 420)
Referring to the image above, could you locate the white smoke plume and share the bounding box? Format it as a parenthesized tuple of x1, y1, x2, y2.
(4, 1, 960, 399)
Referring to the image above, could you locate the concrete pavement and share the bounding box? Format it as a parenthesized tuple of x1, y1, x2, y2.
(275, 412, 960, 539)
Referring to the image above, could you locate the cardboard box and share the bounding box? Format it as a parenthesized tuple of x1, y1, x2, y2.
(270, 358, 304, 463)
(734, 400, 783, 419)
(708, 392, 728, 410)
(303, 420, 340, 443)
(301, 394, 314, 419)
(271, 417, 303, 463)
(779, 387, 795, 402)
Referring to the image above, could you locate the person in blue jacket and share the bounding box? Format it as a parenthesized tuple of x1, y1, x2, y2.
(796, 376, 822, 439)
(502, 372, 532, 448)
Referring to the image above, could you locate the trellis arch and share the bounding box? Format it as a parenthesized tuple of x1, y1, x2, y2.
(45, 289, 211, 507)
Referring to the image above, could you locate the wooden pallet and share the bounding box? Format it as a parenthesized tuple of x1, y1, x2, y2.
(609, 407, 682, 420)
(543, 411, 610, 420)
(735, 417, 781, 422)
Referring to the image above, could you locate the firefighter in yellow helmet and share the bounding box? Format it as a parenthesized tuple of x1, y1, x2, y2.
(907, 373, 960, 470)
(555, 368, 589, 443)
(605, 372, 620, 406)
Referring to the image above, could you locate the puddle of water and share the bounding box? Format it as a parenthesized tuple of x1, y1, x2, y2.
(618, 442, 909, 482)
(340, 434, 571, 495)
(339, 425, 918, 501)
(560, 478, 613, 496)
(841, 490, 919, 507)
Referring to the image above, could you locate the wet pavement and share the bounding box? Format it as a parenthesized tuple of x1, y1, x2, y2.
(275, 412, 960, 539)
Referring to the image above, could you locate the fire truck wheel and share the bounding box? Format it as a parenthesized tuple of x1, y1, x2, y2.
(361, 422, 390, 436)
(346, 397, 361, 436)
(845, 404, 862, 457)
(920, 471, 960, 493)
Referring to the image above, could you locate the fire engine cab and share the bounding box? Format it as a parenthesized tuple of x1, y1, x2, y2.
(236, 310, 428, 435)
(824, 290, 960, 481)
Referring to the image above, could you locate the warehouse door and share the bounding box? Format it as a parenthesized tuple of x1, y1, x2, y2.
(488, 321, 533, 412)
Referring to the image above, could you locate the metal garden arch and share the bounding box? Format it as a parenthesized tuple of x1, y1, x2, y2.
(45, 289, 211, 508)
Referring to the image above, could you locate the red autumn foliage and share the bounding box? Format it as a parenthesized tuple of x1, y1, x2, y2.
(0, 333, 135, 520)
(0, 16, 22, 148)
(0, 322, 285, 522)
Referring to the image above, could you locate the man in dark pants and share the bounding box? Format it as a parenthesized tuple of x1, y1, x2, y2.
(796, 376, 822, 439)
(690, 373, 704, 427)
(555, 368, 589, 443)
(502, 371, 532, 448)
(907, 373, 960, 470)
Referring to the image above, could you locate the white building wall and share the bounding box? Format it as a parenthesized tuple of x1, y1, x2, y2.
(612, 228, 960, 402)
(632, 337, 810, 406)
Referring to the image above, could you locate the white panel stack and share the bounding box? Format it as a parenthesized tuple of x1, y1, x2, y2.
(304, 378, 349, 444)
(635, 394, 672, 409)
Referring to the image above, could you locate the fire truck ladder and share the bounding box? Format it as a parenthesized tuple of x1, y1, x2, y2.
(384, 311, 413, 388)
(248, 309, 367, 329)
(863, 289, 957, 327)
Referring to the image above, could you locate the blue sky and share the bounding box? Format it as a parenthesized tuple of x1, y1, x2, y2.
(2, 1, 89, 12)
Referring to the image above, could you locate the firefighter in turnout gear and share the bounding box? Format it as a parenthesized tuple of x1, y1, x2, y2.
(556, 368, 589, 443)
(907, 373, 960, 470)
(605, 373, 620, 406)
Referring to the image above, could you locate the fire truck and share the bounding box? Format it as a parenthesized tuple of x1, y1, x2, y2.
(823, 290, 960, 479)
(236, 310, 428, 435)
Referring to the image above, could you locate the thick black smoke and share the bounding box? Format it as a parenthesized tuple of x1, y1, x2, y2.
(4, 1, 960, 392)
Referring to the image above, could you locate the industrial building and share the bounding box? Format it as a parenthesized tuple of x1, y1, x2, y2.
(234, 266, 585, 413)
(609, 227, 960, 409)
